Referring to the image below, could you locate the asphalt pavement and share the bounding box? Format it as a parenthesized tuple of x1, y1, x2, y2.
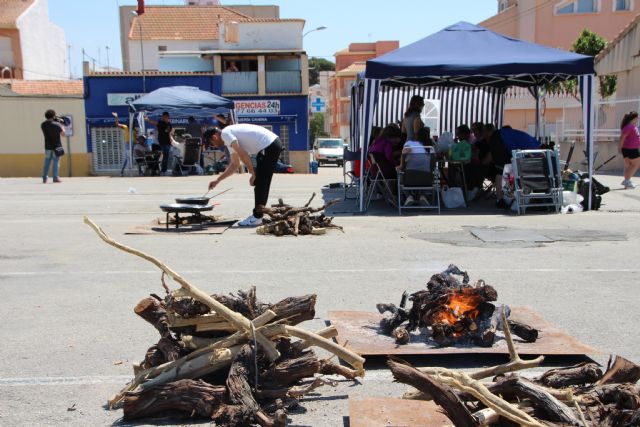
(1, 167, 639, 426)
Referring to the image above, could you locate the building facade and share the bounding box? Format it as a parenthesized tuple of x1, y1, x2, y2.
(0, 80, 87, 177)
(117, 4, 310, 172)
(328, 41, 398, 143)
(480, 0, 639, 171)
(0, 0, 68, 80)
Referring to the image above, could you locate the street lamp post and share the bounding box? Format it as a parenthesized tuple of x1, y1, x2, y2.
(302, 26, 327, 164)
(303, 26, 327, 38)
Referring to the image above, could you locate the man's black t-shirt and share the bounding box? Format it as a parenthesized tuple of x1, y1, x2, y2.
(157, 121, 172, 146)
(41, 120, 63, 150)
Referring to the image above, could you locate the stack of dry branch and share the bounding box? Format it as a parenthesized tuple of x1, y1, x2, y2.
(389, 309, 640, 427)
(377, 265, 539, 347)
(84, 217, 364, 426)
(256, 193, 343, 236)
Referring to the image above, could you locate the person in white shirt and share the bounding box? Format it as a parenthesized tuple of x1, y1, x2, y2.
(205, 124, 283, 226)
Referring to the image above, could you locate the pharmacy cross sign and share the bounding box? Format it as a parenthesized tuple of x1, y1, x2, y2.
(310, 97, 326, 113)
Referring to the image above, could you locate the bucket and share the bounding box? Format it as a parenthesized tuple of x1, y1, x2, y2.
(310, 161, 318, 174)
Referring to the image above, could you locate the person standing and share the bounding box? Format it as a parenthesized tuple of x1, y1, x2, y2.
(145, 112, 174, 174)
(618, 111, 640, 189)
(41, 109, 65, 183)
(401, 95, 425, 141)
(204, 124, 282, 226)
(112, 112, 131, 176)
(185, 116, 202, 139)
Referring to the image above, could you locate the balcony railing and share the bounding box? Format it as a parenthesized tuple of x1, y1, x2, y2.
(222, 71, 258, 94)
(266, 71, 301, 93)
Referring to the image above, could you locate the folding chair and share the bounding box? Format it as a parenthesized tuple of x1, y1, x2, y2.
(397, 151, 440, 215)
(343, 148, 361, 200)
(511, 149, 563, 215)
(174, 138, 202, 175)
(365, 153, 397, 209)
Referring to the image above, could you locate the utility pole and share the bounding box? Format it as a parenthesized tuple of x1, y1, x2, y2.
(105, 45, 110, 70)
(67, 44, 72, 79)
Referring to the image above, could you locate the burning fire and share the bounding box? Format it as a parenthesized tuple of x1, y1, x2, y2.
(432, 290, 482, 326)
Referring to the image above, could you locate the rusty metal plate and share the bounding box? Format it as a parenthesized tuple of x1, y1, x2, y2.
(329, 307, 599, 356)
(349, 397, 451, 427)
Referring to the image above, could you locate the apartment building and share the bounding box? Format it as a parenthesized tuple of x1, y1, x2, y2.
(480, 0, 638, 135)
(328, 41, 398, 143)
(110, 2, 311, 173)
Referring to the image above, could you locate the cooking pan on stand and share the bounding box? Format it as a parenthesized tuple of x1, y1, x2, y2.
(175, 188, 231, 205)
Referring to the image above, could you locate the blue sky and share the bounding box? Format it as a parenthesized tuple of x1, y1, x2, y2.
(48, 0, 497, 78)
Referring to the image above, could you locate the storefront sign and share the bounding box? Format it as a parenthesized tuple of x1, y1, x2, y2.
(235, 100, 281, 116)
(107, 93, 144, 106)
(237, 115, 296, 124)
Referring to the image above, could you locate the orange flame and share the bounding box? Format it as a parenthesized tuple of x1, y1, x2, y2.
(432, 290, 482, 326)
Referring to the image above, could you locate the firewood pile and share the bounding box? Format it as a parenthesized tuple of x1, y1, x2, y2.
(388, 311, 640, 426)
(377, 265, 539, 347)
(256, 193, 343, 236)
(84, 217, 365, 426)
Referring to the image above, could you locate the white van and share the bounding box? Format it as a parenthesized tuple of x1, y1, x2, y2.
(314, 138, 344, 166)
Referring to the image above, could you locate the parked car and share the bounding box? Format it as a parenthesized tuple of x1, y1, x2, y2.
(314, 138, 344, 166)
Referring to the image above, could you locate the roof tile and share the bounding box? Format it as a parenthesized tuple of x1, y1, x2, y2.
(129, 6, 252, 41)
(5, 80, 84, 95)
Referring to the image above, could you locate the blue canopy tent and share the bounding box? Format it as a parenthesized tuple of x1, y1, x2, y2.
(129, 86, 235, 117)
(124, 86, 235, 175)
(355, 22, 596, 210)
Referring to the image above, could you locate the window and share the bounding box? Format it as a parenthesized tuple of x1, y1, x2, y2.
(158, 45, 167, 52)
(614, 0, 632, 10)
(499, 0, 508, 12)
(555, 0, 599, 14)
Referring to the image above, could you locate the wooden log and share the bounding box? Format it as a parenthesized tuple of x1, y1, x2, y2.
(268, 294, 317, 326)
(538, 362, 603, 388)
(599, 355, 640, 385)
(134, 297, 170, 335)
(122, 379, 226, 420)
(387, 359, 478, 427)
(84, 216, 280, 363)
(213, 344, 265, 427)
(583, 383, 640, 411)
(507, 319, 539, 343)
(261, 350, 322, 388)
(489, 375, 581, 425)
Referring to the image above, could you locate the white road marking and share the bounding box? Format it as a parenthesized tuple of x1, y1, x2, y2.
(1, 268, 639, 278)
(0, 375, 132, 386)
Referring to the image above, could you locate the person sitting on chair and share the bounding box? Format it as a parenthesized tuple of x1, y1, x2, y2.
(369, 124, 402, 178)
(397, 127, 434, 206)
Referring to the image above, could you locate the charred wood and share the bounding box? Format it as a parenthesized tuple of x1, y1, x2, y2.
(538, 362, 603, 388)
(122, 379, 225, 420)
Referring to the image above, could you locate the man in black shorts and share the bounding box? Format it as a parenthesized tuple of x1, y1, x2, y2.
(145, 112, 174, 174)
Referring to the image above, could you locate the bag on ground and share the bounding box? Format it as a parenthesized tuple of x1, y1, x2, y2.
(441, 186, 466, 208)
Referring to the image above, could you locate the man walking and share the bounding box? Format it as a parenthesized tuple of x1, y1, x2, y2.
(204, 124, 283, 226)
(145, 112, 174, 174)
(41, 109, 65, 183)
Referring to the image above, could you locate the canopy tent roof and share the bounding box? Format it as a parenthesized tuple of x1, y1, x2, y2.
(129, 86, 234, 117)
(365, 22, 594, 88)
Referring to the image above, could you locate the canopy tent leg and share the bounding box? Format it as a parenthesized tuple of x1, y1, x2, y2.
(580, 74, 596, 210)
(358, 79, 381, 212)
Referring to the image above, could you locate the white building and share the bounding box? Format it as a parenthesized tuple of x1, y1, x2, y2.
(0, 0, 68, 80)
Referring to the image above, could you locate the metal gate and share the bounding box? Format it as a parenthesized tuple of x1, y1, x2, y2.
(91, 127, 124, 173)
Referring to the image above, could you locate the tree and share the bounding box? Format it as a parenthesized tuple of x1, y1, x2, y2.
(309, 113, 328, 147)
(547, 29, 617, 99)
(308, 57, 335, 86)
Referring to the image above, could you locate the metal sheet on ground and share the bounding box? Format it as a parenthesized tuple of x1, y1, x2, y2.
(329, 307, 599, 356)
(349, 397, 451, 427)
(125, 219, 236, 235)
